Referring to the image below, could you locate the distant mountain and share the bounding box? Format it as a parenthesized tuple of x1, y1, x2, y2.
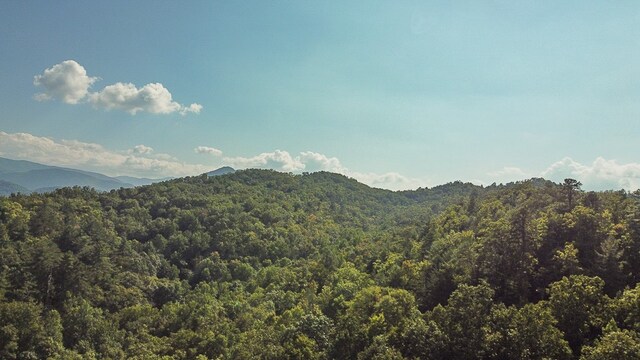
(0, 157, 167, 194)
(0, 180, 31, 196)
(207, 166, 235, 176)
(0, 157, 50, 174)
(115, 176, 172, 187)
(1, 167, 131, 192)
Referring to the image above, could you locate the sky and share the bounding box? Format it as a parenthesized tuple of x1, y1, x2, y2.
(0, 1, 639, 190)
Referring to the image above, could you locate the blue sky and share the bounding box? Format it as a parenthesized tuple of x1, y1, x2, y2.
(1, 1, 639, 190)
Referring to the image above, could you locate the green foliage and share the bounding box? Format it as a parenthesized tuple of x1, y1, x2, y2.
(0, 170, 639, 357)
(0, 301, 65, 359)
(483, 302, 572, 360)
(580, 321, 640, 360)
(548, 275, 610, 352)
(428, 282, 495, 359)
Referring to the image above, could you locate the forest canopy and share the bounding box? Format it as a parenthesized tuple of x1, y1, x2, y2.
(1, 170, 639, 359)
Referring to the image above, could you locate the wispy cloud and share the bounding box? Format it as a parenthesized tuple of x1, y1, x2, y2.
(487, 166, 530, 183)
(194, 146, 223, 156)
(0, 131, 210, 177)
(33, 60, 201, 116)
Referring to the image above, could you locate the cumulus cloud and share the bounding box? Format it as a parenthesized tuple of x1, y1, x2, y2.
(224, 150, 347, 173)
(0, 131, 210, 178)
(541, 157, 640, 191)
(224, 150, 305, 172)
(223, 150, 425, 190)
(194, 146, 223, 156)
(33, 60, 201, 115)
(33, 60, 97, 104)
(486, 157, 640, 191)
(181, 103, 203, 115)
(89, 82, 201, 115)
(130, 144, 154, 154)
(298, 151, 346, 173)
(0, 130, 429, 190)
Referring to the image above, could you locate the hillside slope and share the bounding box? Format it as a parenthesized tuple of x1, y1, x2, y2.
(0, 169, 639, 359)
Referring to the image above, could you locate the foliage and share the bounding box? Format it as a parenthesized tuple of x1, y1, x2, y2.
(0, 172, 639, 358)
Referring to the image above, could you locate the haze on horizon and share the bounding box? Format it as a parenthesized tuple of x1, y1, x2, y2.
(1, 1, 639, 191)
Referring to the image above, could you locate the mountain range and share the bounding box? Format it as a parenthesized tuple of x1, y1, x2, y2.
(0, 157, 216, 195)
(206, 166, 236, 176)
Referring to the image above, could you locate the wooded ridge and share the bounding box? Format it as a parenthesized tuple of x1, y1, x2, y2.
(1, 170, 639, 359)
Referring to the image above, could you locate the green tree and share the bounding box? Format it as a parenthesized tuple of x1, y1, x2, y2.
(580, 321, 640, 360)
(428, 282, 494, 359)
(333, 286, 419, 359)
(0, 301, 64, 359)
(547, 275, 609, 354)
(612, 283, 640, 332)
(562, 178, 582, 211)
(483, 302, 572, 359)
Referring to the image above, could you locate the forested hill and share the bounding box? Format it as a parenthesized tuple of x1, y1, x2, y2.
(1, 169, 640, 359)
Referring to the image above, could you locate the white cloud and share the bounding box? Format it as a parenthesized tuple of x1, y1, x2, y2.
(194, 146, 223, 156)
(33, 60, 201, 116)
(224, 150, 345, 173)
(3, 131, 638, 192)
(181, 103, 203, 115)
(33, 60, 97, 104)
(153, 153, 178, 161)
(89, 82, 201, 115)
(349, 171, 426, 191)
(0, 130, 424, 189)
(0, 130, 430, 191)
(130, 144, 154, 154)
(0, 128, 426, 190)
(298, 151, 346, 172)
(0, 131, 211, 178)
(541, 157, 640, 191)
(485, 166, 530, 184)
(224, 150, 305, 172)
(486, 157, 640, 191)
(223, 150, 426, 190)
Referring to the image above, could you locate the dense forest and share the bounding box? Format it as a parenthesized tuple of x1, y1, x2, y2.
(1, 170, 640, 359)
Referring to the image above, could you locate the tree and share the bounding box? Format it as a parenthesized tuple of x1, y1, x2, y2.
(483, 302, 572, 359)
(476, 206, 540, 305)
(580, 321, 640, 360)
(428, 282, 494, 359)
(612, 283, 640, 333)
(0, 301, 65, 359)
(62, 296, 124, 358)
(419, 230, 475, 309)
(562, 178, 582, 211)
(332, 286, 419, 359)
(547, 275, 609, 354)
(551, 242, 582, 277)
